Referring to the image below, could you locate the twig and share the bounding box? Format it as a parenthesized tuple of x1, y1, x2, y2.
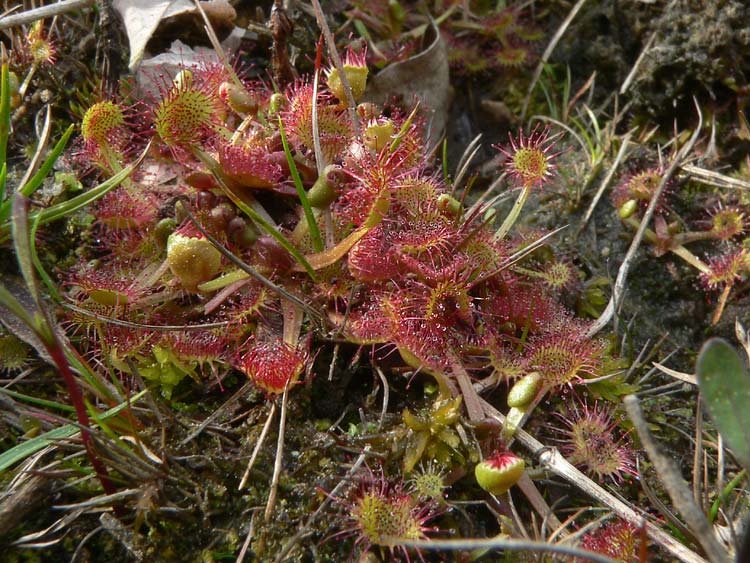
(516, 473, 564, 532)
(192, 0, 242, 88)
(235, 511, 258, 563)
(692, 396, 704, 509)
(0, 0, 94, 30)
(521, 0, 588, 120)
(180, 201, 321, 320)
(620, 31, 657, 95)
(374, 366, 389, 432)
(624, 395, 728, 563)
(398, 537, 622, 563)
(182, 381, 253, 445)
(587, 101, 703, 337)
(681, 164, 750, 191)
(479, 397, 711, 563)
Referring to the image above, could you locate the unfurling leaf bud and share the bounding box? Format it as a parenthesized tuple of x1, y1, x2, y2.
(475, 451, 525, 495)
(364, 118, 394, 152)
(166, 232, 222, 291)
(619, 199, 638, 219)
(307, 164, 339, 208)
(507, 371, 542, 408)
(326, 48, 369, 105)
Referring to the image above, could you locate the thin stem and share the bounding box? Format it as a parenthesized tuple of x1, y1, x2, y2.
(588, 102, 704, 337)
(265, 386, 289, 521)
(708, 469, 746, 524)
(239, 402, 277, 490)
(494, 184, 530, 240)
(0, 0, 94, 29)
(621, 216, 710, 274)
(712, 284, 732, 326)
(308, 0, 360, 137)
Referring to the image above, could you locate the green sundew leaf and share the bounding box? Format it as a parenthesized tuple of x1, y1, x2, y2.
(696, 337, 750, 472)
(0, 390, 147, 472)
(277, 116, 323, 252)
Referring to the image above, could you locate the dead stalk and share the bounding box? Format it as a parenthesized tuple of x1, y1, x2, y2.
(587, 101, 704, 338)
(0, 0, 93, 30)
(521, 0, 589, 120)
(265, 386, 290, 521)
(309, 0, 360, 138)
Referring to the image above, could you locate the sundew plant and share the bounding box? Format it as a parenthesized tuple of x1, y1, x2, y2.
(3, 3, 749, 563)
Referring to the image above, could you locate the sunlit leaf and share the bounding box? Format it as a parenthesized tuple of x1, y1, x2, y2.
(696, 337, 750, 472)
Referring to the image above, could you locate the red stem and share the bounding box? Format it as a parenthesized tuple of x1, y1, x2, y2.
(46, 343, 121, 504)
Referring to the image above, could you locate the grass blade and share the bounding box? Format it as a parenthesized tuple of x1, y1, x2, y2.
(193, 148, 318, 279)
(278, 116, 323, 252)
(0, 390, 147, 472)
(0, 144, 145, 242)
(0, 46, 10, 174)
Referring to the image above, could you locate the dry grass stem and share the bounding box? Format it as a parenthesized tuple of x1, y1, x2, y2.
(521, 0, 589, 119)
(620, 31, 657, 95)
(588, 102, 703, 337)
(309, 0, 360, 137)
(0, 0, 93, 30)
(579, 131, 633, 230)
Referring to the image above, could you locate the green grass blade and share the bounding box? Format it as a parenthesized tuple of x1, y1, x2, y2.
(193, 148, 318, 279)
(277, 116, 323, 252)
(0, 387, 76, 412)
(0, 52, 10, 172)
(0, 390, 147, 472)
(0, 148, 142, 242)
(0, 124, 75, 222)
(0, 162, 6, 207)
(389, 102, 420, 155)
(30, 210, 62, 301)
(696, 337, 750, 473)
(19, 124, 75, 198)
